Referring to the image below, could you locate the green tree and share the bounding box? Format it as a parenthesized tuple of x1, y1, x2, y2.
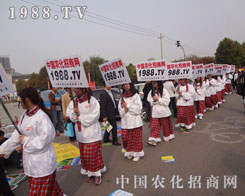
(37, 66, 49, 90)
(173, 54, 215, 64)
(16, 78, 28, 92)
(84, 56, 105, 87)
(215, 38, 244, 67)
(28, 72, 39, 88)
(126, 63, 137, 83)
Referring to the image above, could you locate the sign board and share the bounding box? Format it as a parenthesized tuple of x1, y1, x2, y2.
(45, 55, 88, 88)
(222, 64, 229, 74)
(99, 58, 131, 86)
(192, 64, 204, 79)
(214, 64, 223, 76)
(166, 61, 192, 80)
(0, 64, 14, 97)
(227, 65, 231, 73)
(204, 63, 215, 76)
(230, 65, 236, 73)
(136, 59, 167, 81)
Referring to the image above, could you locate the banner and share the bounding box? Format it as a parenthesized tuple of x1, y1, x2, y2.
(230, 65, 236, 73)
(204, 63, 215, 76)
(45, 55, 88, 88)
(214, 64, 223, 76)
(0, 64, 14, 97)
(222, 64, 229, 74)
(99, 58, 131, 86)
(192, 64, 204, 79)
(136, 60, 167, 81)
(88, 81, 96, 90)
(166, 61, 192, 80)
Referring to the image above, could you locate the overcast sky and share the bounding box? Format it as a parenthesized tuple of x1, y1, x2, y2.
(0, 0, 244, 74)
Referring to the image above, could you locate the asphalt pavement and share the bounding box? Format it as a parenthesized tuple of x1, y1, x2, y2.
(1, 92, 245, 196)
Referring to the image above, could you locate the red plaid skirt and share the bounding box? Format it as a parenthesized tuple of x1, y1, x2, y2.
(194, 100, 205, 115)
(225, 83, 232, 93)
(221, 89, 225, 100)
(205, 97, 213, 109)
(211, 94, 218, 105)
(150, 117, 174, 138)
(79, 141, 105, 172)
(27, 171, 63, 196)
(122, 127, 143, 152)
(176, 106, 195, 126)
(216, 91, 222, 103)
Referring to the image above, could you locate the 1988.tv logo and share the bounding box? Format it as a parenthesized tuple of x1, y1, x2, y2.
(9, 6, 87, 20)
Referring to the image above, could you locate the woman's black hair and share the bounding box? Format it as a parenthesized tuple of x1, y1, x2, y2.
(152, 81, 163, 97)
(194, 77, 203, 87)
(19, 87, 53, 122)
(122, 83, 138, 96)
(82, 88, 93, 103)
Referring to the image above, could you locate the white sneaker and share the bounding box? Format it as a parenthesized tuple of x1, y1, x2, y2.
(126, 156, 133, 160)
(147, 140, 157, 146)
(133, 157, 140, 162)
(195, 115, 198, 119)
(199, 116, 203, 120)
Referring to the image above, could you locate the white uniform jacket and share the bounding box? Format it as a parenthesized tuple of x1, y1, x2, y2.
(0, 109, 57, 178)
(147, 89, 171, 118)
(118, 93, 143, 129)
(216, 76, 223, 92)
(208, 78, 217, 95)
(66, 96, 102, 144)
(193, 82, 205, 101)
(175, 84, 195, 106)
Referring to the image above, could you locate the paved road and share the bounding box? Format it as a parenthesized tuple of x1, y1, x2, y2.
(1, 93, 245, 196)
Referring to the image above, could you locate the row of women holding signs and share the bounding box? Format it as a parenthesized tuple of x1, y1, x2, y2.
(0, 71, 234, 195)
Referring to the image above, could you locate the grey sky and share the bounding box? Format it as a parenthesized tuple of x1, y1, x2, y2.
(0, 0, 244, 74)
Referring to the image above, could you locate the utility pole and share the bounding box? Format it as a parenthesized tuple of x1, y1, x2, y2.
(158, 33, 164, 59)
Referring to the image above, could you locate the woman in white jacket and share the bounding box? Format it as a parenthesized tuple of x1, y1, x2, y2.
(208, 75, 218, 109)
(66, 88, 106, 185)
(147, 81, 174, 145)
(118, 83, 144, 162)
(175, 79, 196, 132)
(193, 77, 206, 120)
(0, 87, 64, 196)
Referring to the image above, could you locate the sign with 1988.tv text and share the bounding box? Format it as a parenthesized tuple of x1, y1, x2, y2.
(222, 64, 229, 74)
(230, 65, 236, 73)
(99, 58, 131, 86)
(205, 63, 215, 75)
(0, 64, 14, 97)
(136, 59, 167, 81)
(192, 64, 204, 79)
(166, 61, 192, 80)
(45, 56, 88, 88)
(214, 64, 223, 76)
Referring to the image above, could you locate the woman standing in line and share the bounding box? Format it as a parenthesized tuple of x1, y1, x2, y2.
(147, 81, 175, 146)
(0, 87, 64, 196)
(118, 83, 144, 161)
(66, 88, 106, 185)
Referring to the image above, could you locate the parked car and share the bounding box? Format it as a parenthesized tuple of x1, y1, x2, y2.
(40, 89, 66, 109)
(92, 88, 122, 121)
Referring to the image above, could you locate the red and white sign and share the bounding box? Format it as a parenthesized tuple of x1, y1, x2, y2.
(192, 64, 204, 79)
(222, 64, 229, 74)
(214, 64, 223, 75)
(45, 55, 88, 88)
(0, 64, 14, 97)
(88, 81, 96, 90)
(136, 59, 167, 81)
(204, 63, 215, 75)
(166, 61, 192, 80)
(230, 65, 236, 73)
(99, 58, 131, 86)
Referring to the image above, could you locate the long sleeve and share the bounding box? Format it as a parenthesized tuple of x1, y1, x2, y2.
(21, 115, 55, 154)
(118, 98, 126, 118)
(0, 130, 20, 159)
(66, 101, 78, 123)
(158, 89, 170, 106)
(127, 94, 142, 115)
(79, 98, 100, 127)
(182, 85, 195, 101)
(147, 90, 153, 106)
